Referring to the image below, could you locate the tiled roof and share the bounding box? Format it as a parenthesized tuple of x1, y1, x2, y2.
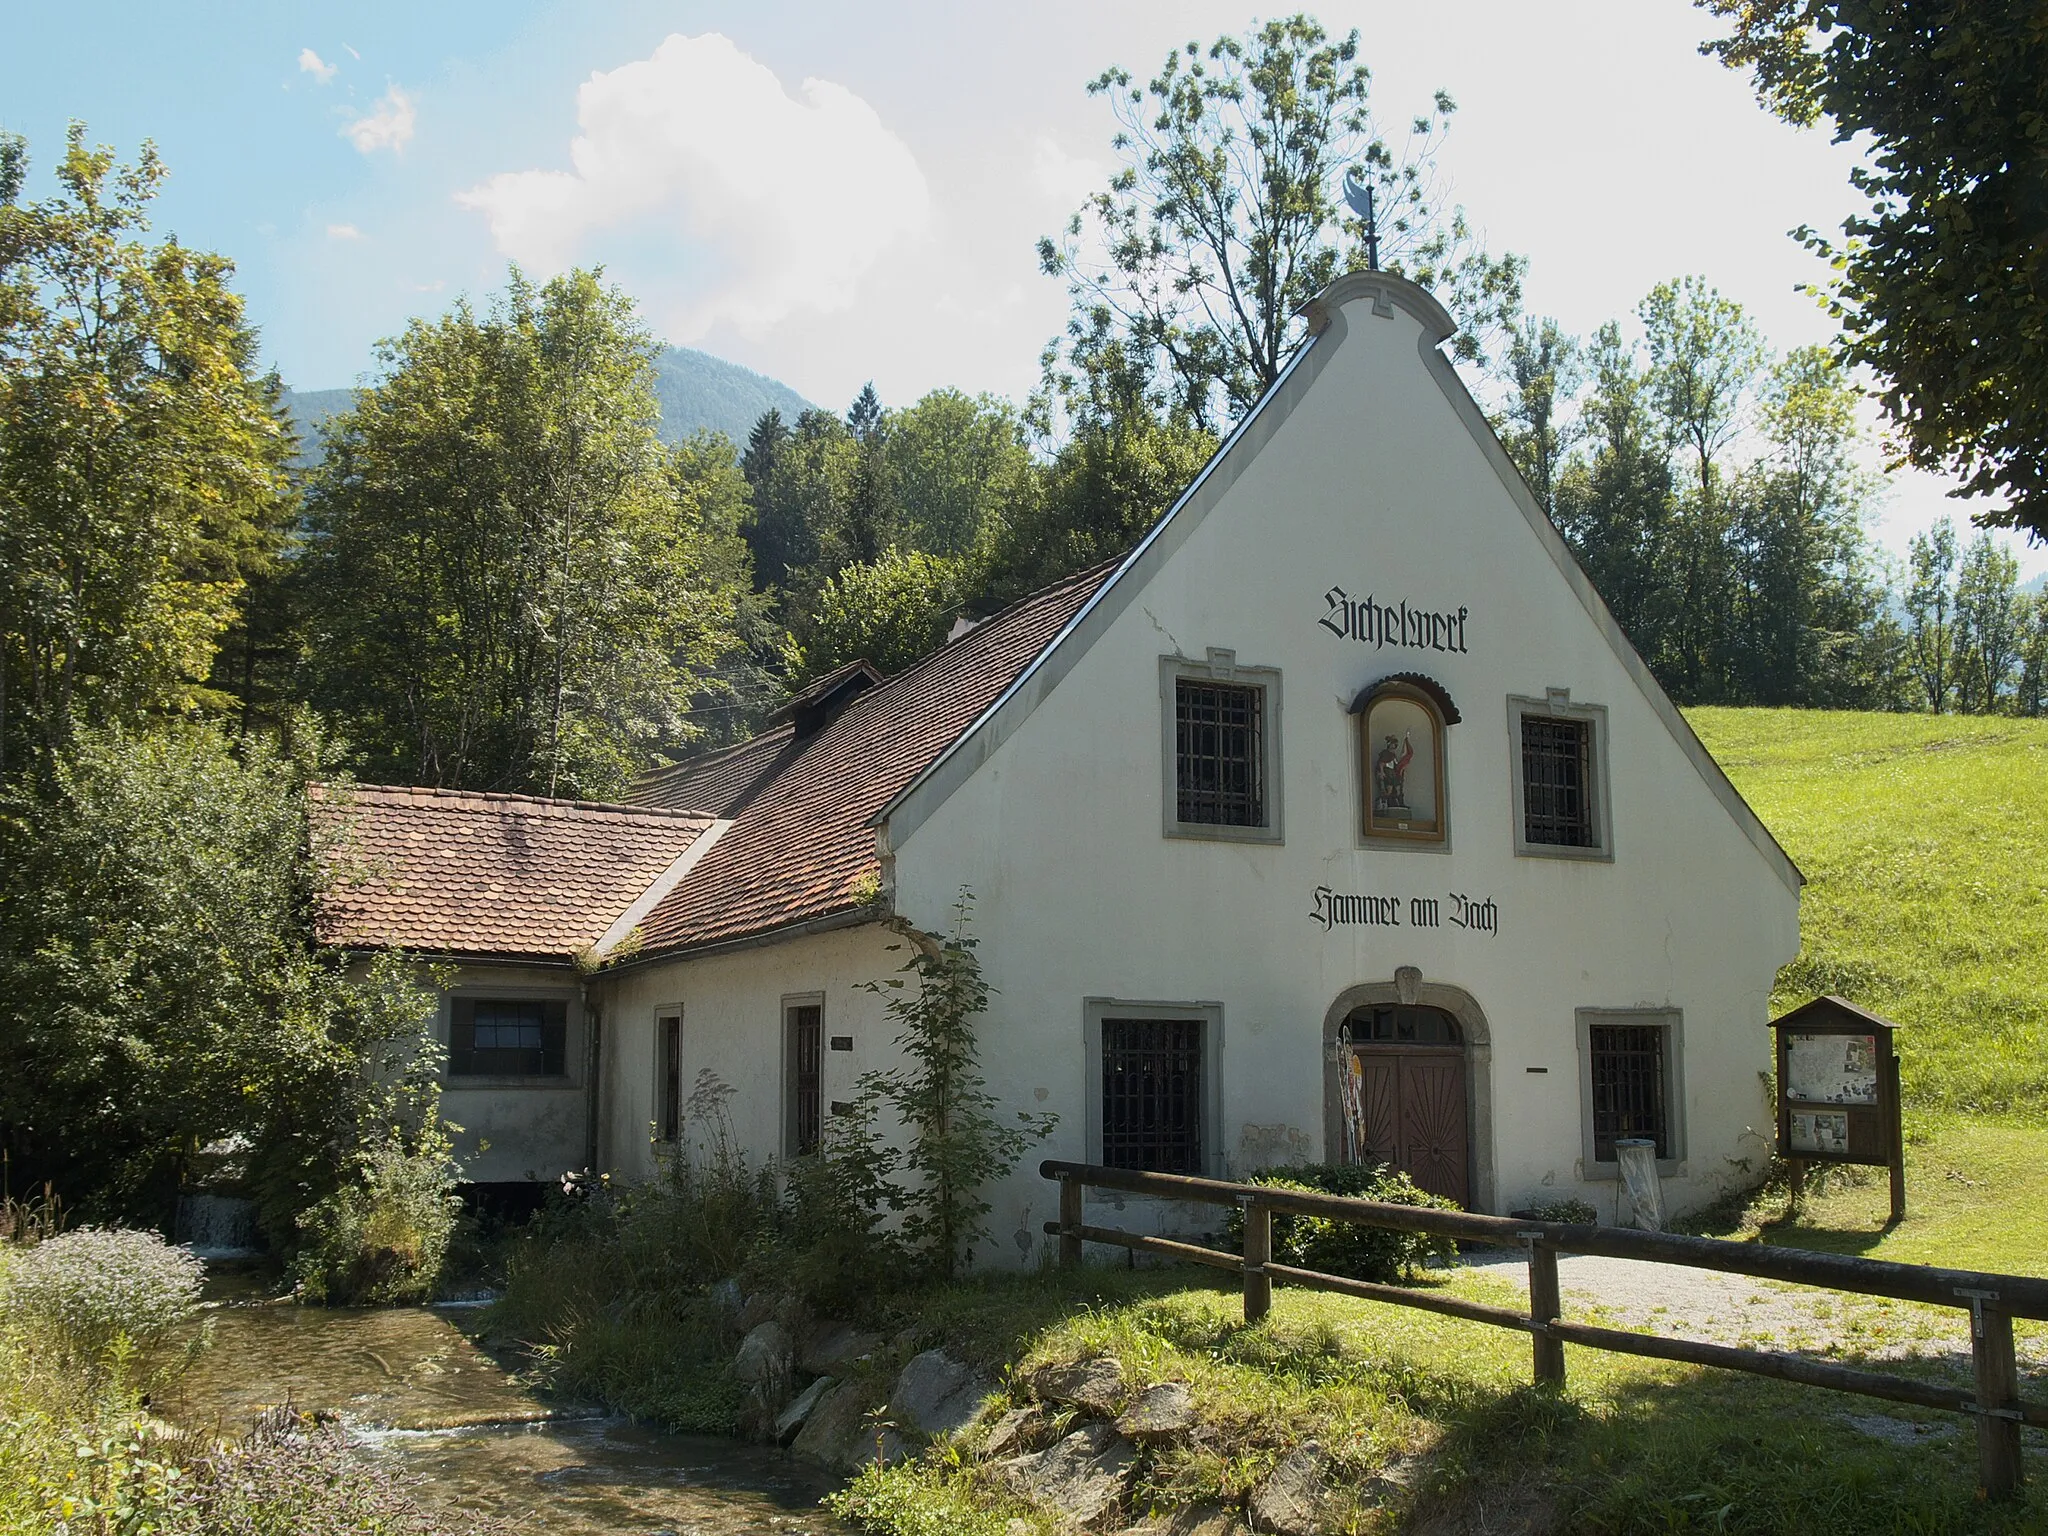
(625, 562, 1114, 954)
(311, 784, 715, 961)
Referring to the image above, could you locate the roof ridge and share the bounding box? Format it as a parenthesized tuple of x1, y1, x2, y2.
(636, 721, 798, 785)
(311, 781, 714, 822)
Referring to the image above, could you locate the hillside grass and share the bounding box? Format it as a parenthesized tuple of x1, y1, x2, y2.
(1687, 707, 2048, 1123)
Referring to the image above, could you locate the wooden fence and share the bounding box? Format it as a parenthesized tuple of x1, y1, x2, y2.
(1041, 1159, 2047, 1501)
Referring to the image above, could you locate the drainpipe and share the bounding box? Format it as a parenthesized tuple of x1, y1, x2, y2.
(581, 979, 602, 1174)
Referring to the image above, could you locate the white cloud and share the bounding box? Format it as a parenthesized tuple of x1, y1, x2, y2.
(1031, 136, 1104, 212)
(456, 33, 931, 340)
(326, 222, 364, 240)
(298, 48, 337, 84)
(344, 86, 415, 154)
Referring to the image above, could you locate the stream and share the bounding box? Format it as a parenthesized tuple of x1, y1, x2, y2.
(168, 1275, 850, 1535)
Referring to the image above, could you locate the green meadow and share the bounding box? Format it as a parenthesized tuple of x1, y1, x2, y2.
(1689, 707, 2048, 1125)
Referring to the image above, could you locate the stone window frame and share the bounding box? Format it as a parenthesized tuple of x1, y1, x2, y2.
(1575, 1007, 1686, 1180)
(780, 992, 825, 1160)
(440, 984, 581, 1090)
(1159, 650, 1284, 845)
(1507, 689, 1614, 862)
(1083, 998, 1227, 1180)
(652, 1004, 683, 1145)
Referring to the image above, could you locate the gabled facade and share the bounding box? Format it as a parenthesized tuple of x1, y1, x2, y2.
(315, 272, 1800, 1242)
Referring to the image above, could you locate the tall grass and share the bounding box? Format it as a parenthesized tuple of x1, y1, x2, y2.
(1690, 708, 2048, 1121)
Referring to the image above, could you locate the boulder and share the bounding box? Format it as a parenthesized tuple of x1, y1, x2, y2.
(733, 1320, 793, 1383)
(991, 1423, 1135, 1529)
(887, 1348, 992, 1440)
(707, 1277, 743, 1319)
(774, 1375, 835, 1443)
(1115, 1381, 1196, 1443)
(791, 1380, 896, 1471)
(1111, 1509, 1250, 1536)
(1247, 1445, 1333, 1536)
(801, 1321, 883, 1376)
(980, 1405, 1036, 1459)
(1035, 1355, 1128, 1416)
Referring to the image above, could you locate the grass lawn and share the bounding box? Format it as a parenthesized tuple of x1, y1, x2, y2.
(1687, 707, 2048, 1122)
(838, 1264, 2047, 1535)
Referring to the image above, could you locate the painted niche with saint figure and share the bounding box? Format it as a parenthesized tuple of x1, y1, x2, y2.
(1355, 677, 1453, 843)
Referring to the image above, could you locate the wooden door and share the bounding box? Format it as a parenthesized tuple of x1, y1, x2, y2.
(1350, 1047, 1468, 1205)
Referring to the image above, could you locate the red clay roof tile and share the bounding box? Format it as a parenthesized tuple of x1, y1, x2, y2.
(624, 562, 1113, 955)
(311, 784, 714, 961)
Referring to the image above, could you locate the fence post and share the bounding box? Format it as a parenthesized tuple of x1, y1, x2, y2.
(1526, 1236, 1565, 1388)
(1965, 1293, 2023, 1500)
(1240, 1196, 1272, 1324)
(1058, 1174, 1083, 1269)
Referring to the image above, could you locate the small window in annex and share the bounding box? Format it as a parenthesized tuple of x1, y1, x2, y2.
(1162, 651, 1283, 843)
(1577, 1008, 1684, 1173)
(1100, 1016, 1205, 1174)
(449, 996, 568, 1078)
(784, 1000, 823, 1158)
(1353, 677, 1455, 845)
(1508, 693, 1611, 859)
(655, 1009, 682, 1143)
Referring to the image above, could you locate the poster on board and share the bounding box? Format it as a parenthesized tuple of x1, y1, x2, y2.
(1785, 1032, 1879, 1104)
(1789, 1110, 1851, 1156)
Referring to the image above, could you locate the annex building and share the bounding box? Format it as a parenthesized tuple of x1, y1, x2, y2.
(313, 271, 1802, 1249)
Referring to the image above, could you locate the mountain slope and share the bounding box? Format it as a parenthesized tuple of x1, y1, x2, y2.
(280, 347, 814, 465)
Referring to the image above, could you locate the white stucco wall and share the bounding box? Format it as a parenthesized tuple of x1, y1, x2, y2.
(882, 284, 1800, 1252)
(431, 962, 589, 1185)
(592, 923, 909, 1184)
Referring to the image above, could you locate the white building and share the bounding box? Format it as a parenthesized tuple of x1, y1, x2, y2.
(315, 272, 1801, 1248)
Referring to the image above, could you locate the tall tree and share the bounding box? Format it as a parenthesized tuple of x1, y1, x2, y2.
(1701, 0, 2048, 539)
(1953, 531, 2022, 713)
(1041, 14, 1522, 434)
(2016, 593, 2048, 717)
(885, 389, 1036, 559)
(298, 269, 743, 798)
(1552, 322, 1677, 669)
(1904, 519, 1961, 713)
(841, 382, 896, 565)
(0, 128, 291, 782)
(1498, 317, 1581, 521)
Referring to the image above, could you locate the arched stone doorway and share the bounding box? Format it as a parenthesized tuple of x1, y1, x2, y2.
(1323, 973, 1494, 1211)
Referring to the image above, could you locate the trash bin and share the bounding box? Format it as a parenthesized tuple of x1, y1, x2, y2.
(1613, 1138, 1663, 1232)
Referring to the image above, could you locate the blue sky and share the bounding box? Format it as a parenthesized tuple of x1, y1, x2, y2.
(5, 1, 2040, 576)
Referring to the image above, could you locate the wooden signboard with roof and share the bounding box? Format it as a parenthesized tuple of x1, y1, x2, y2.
(1771, 996, 1906, 1223)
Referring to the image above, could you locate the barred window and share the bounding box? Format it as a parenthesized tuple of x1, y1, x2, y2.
(1588, 1023, 1669, 1161)
(1521, 715, 1595, 847)
(786, 1003, 823, 1157)
(450, 997, 567, 1077)
(1176, 679, 1265, 827)
(1101, 1017, 1204, 1174)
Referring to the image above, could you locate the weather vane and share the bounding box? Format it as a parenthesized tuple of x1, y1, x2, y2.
(1342, 168, 1380, 272)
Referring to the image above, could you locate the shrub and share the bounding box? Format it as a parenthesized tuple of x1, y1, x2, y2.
(1, 1225, 205, 1382)
(291, 1135, 459, 1305)
(1224, 1163, 1460, 1283)
(1522, 1196, 1598, 1225)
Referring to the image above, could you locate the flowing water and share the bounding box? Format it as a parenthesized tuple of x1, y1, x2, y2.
(171, 1276, 849, 1535)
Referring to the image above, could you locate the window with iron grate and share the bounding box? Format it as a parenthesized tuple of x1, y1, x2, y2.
(1100, 1016, 1204, 1173)
(785, 1002, 823, 1157)
(1587, 1023, 1669, 1160)
(1521, 714, 1595, 847)
(1175, 679, 1265, 827)
(450, 997, 567, 1077)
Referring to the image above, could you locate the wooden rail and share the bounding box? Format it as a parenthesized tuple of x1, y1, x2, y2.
(1043, 1159, 2044, 1501)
